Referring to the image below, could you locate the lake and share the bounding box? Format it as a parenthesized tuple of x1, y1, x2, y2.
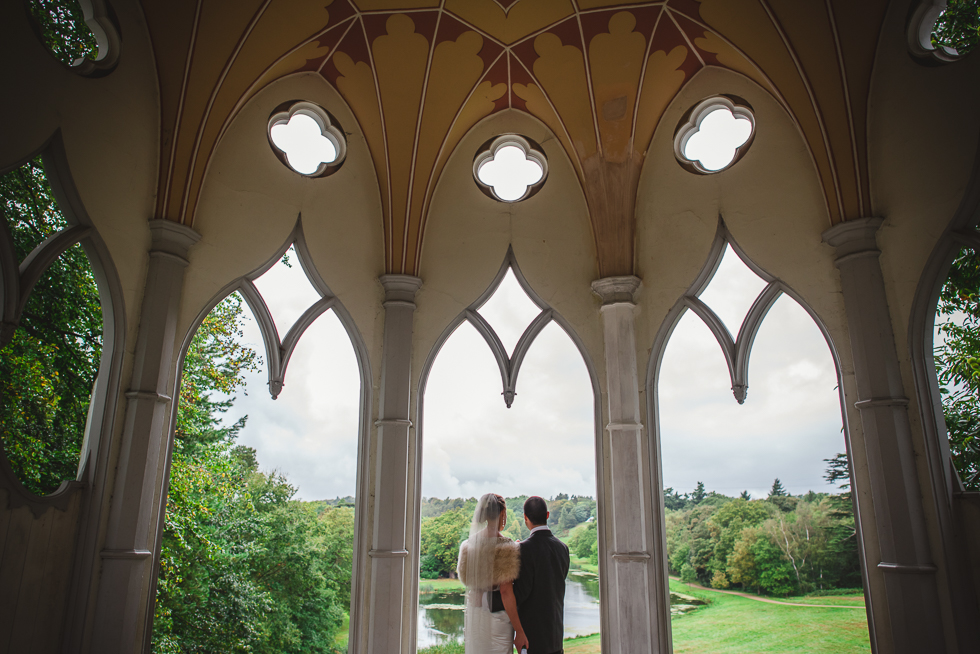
(417, 567, 602, 649)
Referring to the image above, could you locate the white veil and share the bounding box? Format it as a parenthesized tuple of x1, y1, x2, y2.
(460, 493, 506, 654)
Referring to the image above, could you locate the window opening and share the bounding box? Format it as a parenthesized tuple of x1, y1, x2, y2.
(910, 0, 979, 61)
(27, 0, 119, 74)
(473, 135, 548, 202)
(0, 157, 103, 496)
(268, 102, 347, 177)
(251, 246, 324, 337)
(675, 98, 755, 174)
(934, 245, 980, 490)
(654, 231, 869, 651)
(419, 303, 598, 652)
(475, 268, 543, 357)
(155, 247, 361, 651)
(696, 245, 769, 340)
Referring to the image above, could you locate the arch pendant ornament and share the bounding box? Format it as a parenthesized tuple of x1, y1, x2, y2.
(236, 217, 336, 399)
(673, 219, 784, 404)
(458, 247, 554, 407)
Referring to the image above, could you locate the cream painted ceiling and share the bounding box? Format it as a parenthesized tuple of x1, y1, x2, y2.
(142, 0, 889, 276)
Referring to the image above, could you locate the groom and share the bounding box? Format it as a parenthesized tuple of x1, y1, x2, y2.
(513, 496, 570, 654)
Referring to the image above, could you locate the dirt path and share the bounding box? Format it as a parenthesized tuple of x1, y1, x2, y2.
(670, 577, 865, 609)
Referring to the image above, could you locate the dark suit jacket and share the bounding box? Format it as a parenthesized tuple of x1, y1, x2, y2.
(513, 528, 570, 654)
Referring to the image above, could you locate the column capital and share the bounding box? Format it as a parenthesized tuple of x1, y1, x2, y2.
(379, 274, 422, 304)
(822, 217, 884, 261)
(148, 219, 201, 262)
(591, 275, 641, 306)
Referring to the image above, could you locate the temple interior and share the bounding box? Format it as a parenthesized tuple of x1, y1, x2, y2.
(1, 0, 979, 652)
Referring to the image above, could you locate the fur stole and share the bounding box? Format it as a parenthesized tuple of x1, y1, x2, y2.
(457, 537, 521, 587)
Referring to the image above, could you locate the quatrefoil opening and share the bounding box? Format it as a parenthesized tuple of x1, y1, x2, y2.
(473, 135, 548, 202)
(675, 97, 755, 174)
(268, 101, 347, 177)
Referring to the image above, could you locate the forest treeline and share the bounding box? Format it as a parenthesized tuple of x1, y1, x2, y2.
(665, 464, 861, 597)
(152, 296, 356, 653)
(419, 494, 597, 579)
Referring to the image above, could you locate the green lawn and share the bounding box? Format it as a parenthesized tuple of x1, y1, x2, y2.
(669, 580, 871, 654)
(564, 632, 601, 654)
(419, 578, 466, 593)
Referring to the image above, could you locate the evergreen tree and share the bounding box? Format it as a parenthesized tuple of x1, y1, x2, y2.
(691, 481, 707, 505)
(739, 490, 751, 500)
(768, 478, 787, 497)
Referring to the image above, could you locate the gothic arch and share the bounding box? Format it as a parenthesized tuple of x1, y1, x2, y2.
(410, 247, 607, 648)
(0, 133, 126, 510)
(642, 217, 874, 647)
(150, 215, 374, 653)
(907, 140, 980, 648)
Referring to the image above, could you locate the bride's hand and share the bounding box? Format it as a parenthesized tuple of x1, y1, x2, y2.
(513, 628, 529, 652)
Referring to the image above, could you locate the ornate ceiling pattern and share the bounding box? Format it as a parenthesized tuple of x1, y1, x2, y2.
(143, 0, 889, 276)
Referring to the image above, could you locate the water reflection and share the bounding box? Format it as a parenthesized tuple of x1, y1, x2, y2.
(418, 591, 466, 647)
(417, 568, 601, 649)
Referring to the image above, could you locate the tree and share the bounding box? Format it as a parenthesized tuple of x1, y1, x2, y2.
(768, 478, 787, 497)
(936, 247, 980, 490)
(932, 0, 980, 54)
(26, 0, 99, 66)
(708, 499, 772, 586)
(0, 158, 102, 495)
(570, 521, 598, 565)
(765, 502, 829, 594)
(690, 481, 707, 505)
(153, 296, 354, 653)
(822, 452, 862, 588)
(419, 508, 470, 577)
(739, 490, 751, 500)
(663, 487, 689, 511)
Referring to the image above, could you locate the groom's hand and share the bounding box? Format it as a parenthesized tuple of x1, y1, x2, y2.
(514, 629, 529, 652)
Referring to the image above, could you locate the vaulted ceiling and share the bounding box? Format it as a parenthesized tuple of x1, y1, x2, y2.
(143, 0, 890, 276)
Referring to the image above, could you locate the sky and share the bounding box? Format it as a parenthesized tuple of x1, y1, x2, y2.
(220, 244, 845, 503)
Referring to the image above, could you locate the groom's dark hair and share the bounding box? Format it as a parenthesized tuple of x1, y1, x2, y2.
(524, 496, 548, 526)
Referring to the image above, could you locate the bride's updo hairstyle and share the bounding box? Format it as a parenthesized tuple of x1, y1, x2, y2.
(477, 493, 506, 524)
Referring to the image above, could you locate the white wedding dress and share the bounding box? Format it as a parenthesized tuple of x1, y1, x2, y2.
(457, 495, 522, 654)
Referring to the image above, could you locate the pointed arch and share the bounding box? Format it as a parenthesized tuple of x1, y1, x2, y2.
(154, 214, 374, 652)
(0, 132, 126, 512)
(643, 214, 872, 646)
(411, 246, 606, 649)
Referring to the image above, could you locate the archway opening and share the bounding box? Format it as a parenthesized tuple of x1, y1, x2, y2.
(0, 156, 105, 496)
(417, 265, 600, 653)
(656, 243, 870, 652)
(153, 246, 362, 653)
(934, 244, 980, 490)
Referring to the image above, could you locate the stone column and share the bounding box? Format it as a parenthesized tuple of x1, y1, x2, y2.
(91, 220, 200, 652)
(823, 218, 945, 653)
(591, 277, 666, 654)
(367, 274, 422, 654)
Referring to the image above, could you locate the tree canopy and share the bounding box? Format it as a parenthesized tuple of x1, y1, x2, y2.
(153, 295, 355, 653)
(936, 247, 980, 490)
(0, 158, 102, 495)
(665, 462, 861, 597)
(27, 0, 98, 66)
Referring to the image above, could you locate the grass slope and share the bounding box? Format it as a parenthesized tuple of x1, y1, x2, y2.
(669, 580, 871, 654)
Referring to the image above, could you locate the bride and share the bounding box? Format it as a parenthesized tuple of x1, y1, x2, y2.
(457, 493, 528, 654)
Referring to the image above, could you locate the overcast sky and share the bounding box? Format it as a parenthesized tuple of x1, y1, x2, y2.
(222, 244, 844, 503)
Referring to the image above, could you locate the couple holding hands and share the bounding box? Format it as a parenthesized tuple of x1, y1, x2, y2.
(457, 494, 570, 654)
